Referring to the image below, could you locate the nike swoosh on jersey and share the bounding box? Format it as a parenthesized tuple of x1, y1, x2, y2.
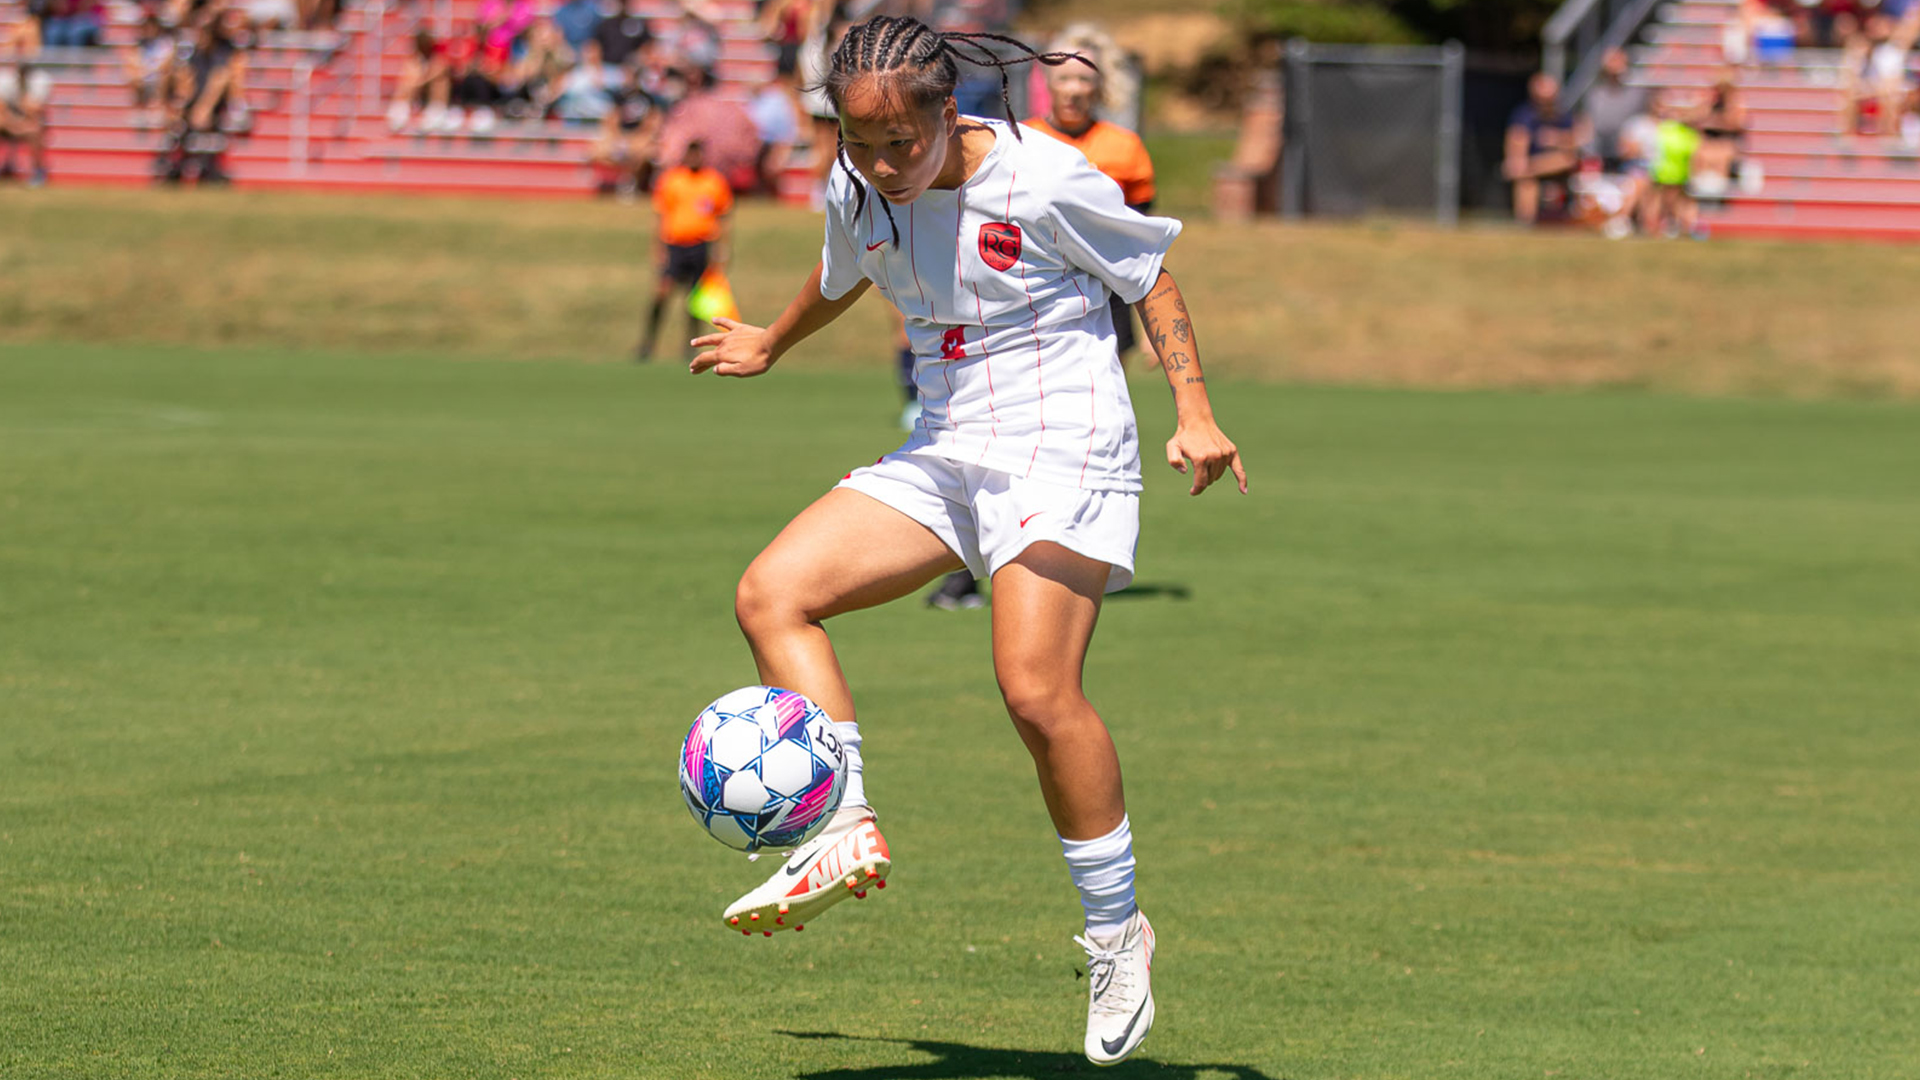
(865, 240, 886, 251)
(1019, 513, 1043, 528)
(1100, 998, 1150, 1056)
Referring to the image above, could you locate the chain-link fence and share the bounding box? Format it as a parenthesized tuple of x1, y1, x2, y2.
(1281, 40, 1465, 226)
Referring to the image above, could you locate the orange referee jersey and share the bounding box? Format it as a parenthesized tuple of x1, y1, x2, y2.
(653, 165, 734, 246)
(1023, 117, 1156, 206)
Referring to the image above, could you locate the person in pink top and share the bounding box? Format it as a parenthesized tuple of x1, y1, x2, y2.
(477, 0, 536, 65)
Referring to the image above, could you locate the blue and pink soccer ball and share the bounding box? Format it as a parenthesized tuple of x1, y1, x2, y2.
(679, 686, 847, 852)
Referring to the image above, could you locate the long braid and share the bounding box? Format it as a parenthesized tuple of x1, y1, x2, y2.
(939, 30, 1087, 138)
(820, 16, 1093, 248)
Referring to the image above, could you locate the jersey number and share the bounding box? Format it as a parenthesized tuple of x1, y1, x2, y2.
(940, 326, 967, 360)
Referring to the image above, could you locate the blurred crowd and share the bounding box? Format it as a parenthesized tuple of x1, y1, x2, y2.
(1727, 0, 1920, 139)
(1507, 54, 1753, 240)
(1508, 0, 1920, 240)
(7, 0, 337, 54)
(382, 0, 1003, 197)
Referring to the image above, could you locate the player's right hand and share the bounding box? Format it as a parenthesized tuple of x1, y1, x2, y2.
(689, 318, 775, 378)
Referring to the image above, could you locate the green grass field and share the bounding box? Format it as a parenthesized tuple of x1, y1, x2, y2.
(4, 339, 1918, 1079)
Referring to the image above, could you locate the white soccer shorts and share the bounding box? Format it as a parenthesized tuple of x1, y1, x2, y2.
(836, 451, 1139, 593)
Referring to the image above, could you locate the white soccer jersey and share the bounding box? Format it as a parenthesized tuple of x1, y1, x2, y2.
(820, 118, 1182, 492)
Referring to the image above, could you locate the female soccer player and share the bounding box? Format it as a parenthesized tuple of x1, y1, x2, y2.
(689, 16, 1245, 1065)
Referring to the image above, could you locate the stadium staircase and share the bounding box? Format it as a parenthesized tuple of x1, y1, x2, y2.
(1636, 0, 1920, 239)
(0, 0, 1005, 195)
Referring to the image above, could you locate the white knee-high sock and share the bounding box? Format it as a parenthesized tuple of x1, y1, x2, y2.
(836, 721, 867, 811)
(1060, 815, 1137, 937)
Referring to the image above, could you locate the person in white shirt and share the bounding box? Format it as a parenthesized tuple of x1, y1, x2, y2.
(0, 62, 51, 187)
(688, 16, 1246, 1066)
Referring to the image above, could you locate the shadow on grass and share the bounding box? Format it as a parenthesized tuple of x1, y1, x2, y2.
(777, 1030, 1279, 1079)
(1106, 582, 1192, 601)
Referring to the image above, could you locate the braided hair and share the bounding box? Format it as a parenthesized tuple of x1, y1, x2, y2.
(817, 16, 1088, 247)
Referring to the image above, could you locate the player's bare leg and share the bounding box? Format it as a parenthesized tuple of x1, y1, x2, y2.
(723, 488, 962, 935)
(992, 541, 1154, 1065)
(991, 542, 1123, 838)
(736, 487, 960, 727)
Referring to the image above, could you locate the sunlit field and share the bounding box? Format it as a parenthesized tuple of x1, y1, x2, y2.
(2, 188, 1917, 1078)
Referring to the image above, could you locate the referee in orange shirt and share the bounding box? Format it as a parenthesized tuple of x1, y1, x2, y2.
(641, 139, 734, 362)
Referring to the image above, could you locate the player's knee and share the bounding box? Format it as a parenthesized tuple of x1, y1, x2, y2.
(996, 670, 1085, 741)
(733, 563, 792, 639)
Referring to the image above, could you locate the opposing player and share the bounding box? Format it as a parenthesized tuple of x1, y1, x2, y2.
(689, 16, 1245, 1065)
(1025, 24, 1156, 366)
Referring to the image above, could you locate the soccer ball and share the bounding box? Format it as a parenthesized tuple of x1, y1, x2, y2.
(679, 686, 847, 853)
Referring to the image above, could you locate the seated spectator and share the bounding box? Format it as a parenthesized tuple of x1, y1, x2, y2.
(660, 1, 723, 79)
(296, 0, 341, 31)
(441, 25, 504, 133)
(1504, 72, 1590, 224)
(1584, 48, 1647, 172)
(122, 14, 177, 125)
(1642, 89, 1701, 238)
(553, 0, 602, 53)
(245, 0, 301, 31)
(499, 17, 575, 120)
(551, 38, 619, 121)
(0, 60, 51, 185)
(478, 0, 537, 69)
(1727, 0, 1797, 65)
(1610, 111, 1659, 236)
(1691, 68, 1747, 198)
(746, 73, 798, 194)
(6, 0, 47, 56)
(656, 65, 758, 190)
(588, 62, 659, 196)
(157, 18, 249, 183)
(40, 0, 105, 49)
(594, 0, 653, 70)
(387, 29, 451, 131)
(1809, 0, 1867, 49)
(1841, 12, 1916, 136)
(759, 0, 808, 85)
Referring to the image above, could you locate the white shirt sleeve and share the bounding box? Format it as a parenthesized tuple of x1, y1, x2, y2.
(1045, 153, 1183, 305)
(818, 167, 868, 301)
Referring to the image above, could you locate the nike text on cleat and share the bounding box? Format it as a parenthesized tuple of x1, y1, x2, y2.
(1077, 910, 1155, 1066)
(720, 806, 891, 935)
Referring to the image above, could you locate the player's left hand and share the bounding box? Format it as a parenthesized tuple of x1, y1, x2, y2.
(1166, 420, 1248, 496)
(689, 318, 774, 377)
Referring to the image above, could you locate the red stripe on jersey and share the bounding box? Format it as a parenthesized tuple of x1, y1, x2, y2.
(869, 197, 896, 296)
(1010, 168, 1047, 478)
(971, 283, 999, 461)
(1069, 274, 1089, 316)
(1080, 365, 1097, 487)
(956, 199, 999, 461)
(907, 201, 927, 312)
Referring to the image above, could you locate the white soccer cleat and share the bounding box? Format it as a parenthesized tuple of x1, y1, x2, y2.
(1077, 909, 1155, 1066)
(721, 805, 890, 937)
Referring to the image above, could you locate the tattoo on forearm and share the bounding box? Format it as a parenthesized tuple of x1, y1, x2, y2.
(1165, 350, 1192, 375)
(1172, 317, 1190, 344)
(1183, 376, 1204, 384)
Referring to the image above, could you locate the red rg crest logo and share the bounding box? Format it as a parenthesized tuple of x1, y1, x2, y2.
(978, 222, 1022, 272)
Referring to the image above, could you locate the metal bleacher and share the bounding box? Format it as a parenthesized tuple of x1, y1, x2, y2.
(4, 0, 1011, 195)
(3, 0, 773, 193)
(1635, 0, 1920, 240)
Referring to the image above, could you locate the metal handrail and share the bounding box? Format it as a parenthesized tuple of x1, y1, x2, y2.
(1542, 0, 1663, 107)
(288, 37, 356, 174)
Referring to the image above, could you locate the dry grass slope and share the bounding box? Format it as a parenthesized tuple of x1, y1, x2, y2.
(3, 188, 1917, 398)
